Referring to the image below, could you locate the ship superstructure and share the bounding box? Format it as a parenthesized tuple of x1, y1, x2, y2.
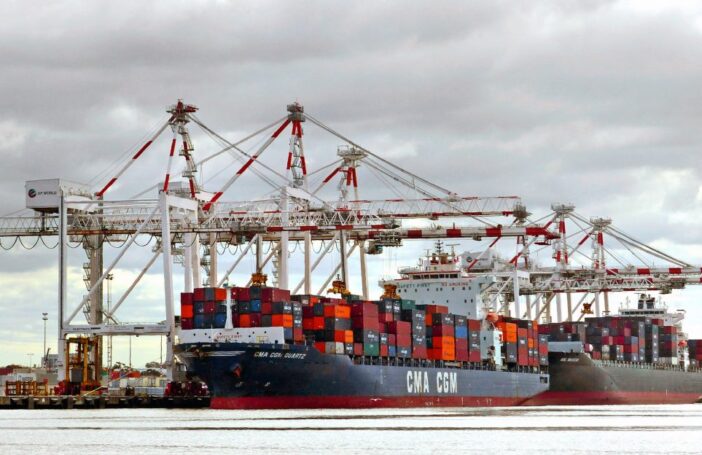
(382, 242, 529, 319)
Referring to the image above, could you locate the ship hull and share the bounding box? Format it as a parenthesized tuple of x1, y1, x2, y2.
(176, 342, 550, 409)
(525, 352, 702, 406)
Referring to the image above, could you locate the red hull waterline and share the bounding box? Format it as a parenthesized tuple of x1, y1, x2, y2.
(211, 395, 529, 409)
(524, 391, 702, 406)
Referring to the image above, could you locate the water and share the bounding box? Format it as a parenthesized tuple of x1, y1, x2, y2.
(1, 406, 701, 454)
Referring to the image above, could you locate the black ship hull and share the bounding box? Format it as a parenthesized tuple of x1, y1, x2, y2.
(176, 342, 550, 409)
(525, 352, 702, 405)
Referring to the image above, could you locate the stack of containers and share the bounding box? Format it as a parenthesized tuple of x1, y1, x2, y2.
(401, 308, 427, 359)
(424, 305, 455, 361)
(688, 339, 702, 370)
(259, 287, 300, 343)
(659, 324, 678, 363)
(515, 319, 539, 368)
(645, 320, 659, 363)
(193, 287, 228, 329)
(305, 299, 352, 354)
(543, 317, 680, 365)
(537, 333, 549, 366)
(584, 322, 611, 360)
(467, 319, 481, 363)
(292, 301, 303, 342)
(454, 316, 469, 362)
(516, 322, 529, 367)
(234, 286, 262, 328)
(377, 300, 394, 326)
(539, 322, 586, 342)
(496, 318, 517, 364)
(387, 320, 412, 358)
(351, 301, 380, 356)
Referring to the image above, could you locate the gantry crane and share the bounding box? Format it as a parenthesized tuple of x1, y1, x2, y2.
(1, 100, 557, 380)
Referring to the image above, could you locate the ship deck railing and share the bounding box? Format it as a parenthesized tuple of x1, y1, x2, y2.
(349, 355, 548, 375)
(593, 359, 701, 372)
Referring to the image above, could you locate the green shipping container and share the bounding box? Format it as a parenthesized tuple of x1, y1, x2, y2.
(363, 342, 380, 356)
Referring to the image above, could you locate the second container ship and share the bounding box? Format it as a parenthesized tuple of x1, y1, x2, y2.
(526, 294, 702, 405)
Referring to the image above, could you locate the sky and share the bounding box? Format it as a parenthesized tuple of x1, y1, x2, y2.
(2, 0, 702, 367)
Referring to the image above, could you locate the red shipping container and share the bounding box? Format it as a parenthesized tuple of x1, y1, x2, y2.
(315, 342, 327, 353)
(352, 316, 380, 331)
(294, 328, 304, 342)
(322, 297, 345, 305)
(181, 318, 193, 330)
(467, 319, 481, 331)
(204, 302, 216, 314)
(517, 328, 528, 338)
(424, 305, 448, 314)
(240, 313, 261, 327)
(412, 346, 428, 359)
(181, 292, 193, 305)
(469, 351, 481, 362)
(432, 325, 454, 337)
(261, 287, 291, 302)
(353, 343, 364, 356)
(235, 287, 250, 301)
(351, 302, 378, 317)
(261, 302, 273, 314)
(378, 312, 394, 323)
(455, 349, 469, 362)
(181, 304, 194, 318)
(214, 288, 227, 300)
(518, 348, 529, 366)
(663, 326, 677, 335)
(387, 321, 411, 335)
(232, 314, 239, 327)
(396, 334, 412, 346)
(194, 288, 206, 301)
(380, 345, 389, 357)
(388, 334, 396, 346)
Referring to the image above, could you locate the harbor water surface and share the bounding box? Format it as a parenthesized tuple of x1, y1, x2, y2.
(1, 405, 701, 454)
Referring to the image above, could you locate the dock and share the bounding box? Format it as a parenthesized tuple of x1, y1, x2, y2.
(0, 394, 210, 410)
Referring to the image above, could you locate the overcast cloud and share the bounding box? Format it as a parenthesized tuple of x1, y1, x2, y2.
(3, 0, 702, 366)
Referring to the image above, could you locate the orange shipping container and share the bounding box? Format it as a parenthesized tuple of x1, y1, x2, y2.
(239, 314, 252, 327)
(214, 288, 227, 300)
(528, 338, 535, 348)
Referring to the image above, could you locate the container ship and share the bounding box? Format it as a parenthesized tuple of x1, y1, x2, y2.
(525, 294, 702, 405)
(175, 246, 549, 409)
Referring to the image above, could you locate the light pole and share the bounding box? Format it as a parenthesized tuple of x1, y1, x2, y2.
(42, 312, 48, 368)
(27, 353, 34, 369)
